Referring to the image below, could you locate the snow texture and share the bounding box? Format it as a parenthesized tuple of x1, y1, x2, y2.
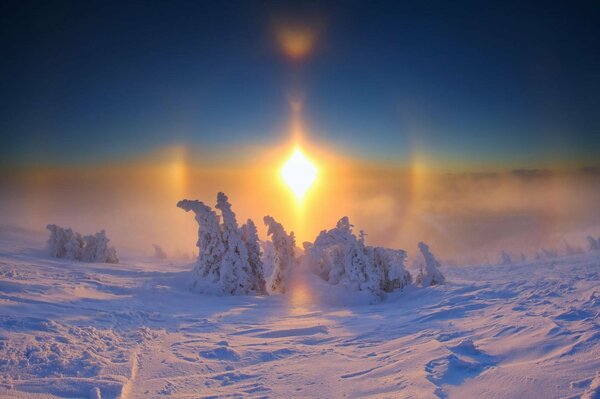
(46, 224, 118, 263)
(1, 226, 599, 398)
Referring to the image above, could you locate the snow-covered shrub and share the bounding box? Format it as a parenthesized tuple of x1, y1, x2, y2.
(415, 242, 445, 286)
(152, 244, 167, 259)
(500, 250, 512, 265)
(264, 215, 296, 293)
(81, 230, 118, 263)
(177, 193, 267, 295)
(303, 216, 411, 296)
(46, 225, 118, 263)
(47, 224, 74, 258)
(372, 246, 412, 292)
(587, 236, 599, 251)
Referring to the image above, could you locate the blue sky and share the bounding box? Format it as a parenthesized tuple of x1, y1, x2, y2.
(1, 0, 599, 167)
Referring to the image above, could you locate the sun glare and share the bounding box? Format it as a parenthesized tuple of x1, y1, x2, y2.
(281, 148, 317, 200)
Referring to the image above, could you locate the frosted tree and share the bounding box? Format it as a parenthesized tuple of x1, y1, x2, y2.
(500, 250, 512, 265)
(152, 244, 167, 259)
(47, 224, 73, 258)
(304, 217, 411, 296)
(416, 242, 445, 286)
(46, 224, 117, 263)
(178, 198, 225, 290)
(372, 247, 412, 292)
(81, 230, 118, 263)
(587, 236, 599, 251)
(177, 193, 267, 295)
(264, 215, 295, 293)
(241, 219, 267, 294)
(64, 232, 84, 260)
(215, 192, 254, 295)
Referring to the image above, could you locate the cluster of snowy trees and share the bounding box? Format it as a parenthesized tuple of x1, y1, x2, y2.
(303, 216, 414, 297)
(177, 193, 268, 295)
(179, 193, 445, 297)
(46, 224, 118, 263)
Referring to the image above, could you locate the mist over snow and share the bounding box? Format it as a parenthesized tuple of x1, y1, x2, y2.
(1, 150, 599, 265)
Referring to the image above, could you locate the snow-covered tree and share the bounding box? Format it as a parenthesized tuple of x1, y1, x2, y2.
(240, 219, 267, 294)
(46, 224, 117, 263)
(304, 216, 411, 296)
(81, 230, 118, 263)
(177, 193, 267, 295)
(64, 232, 84, 260)
(415, 242, 445, 286)
(587, 236, 599, 251)
(372, 247, 412, 292)
(500, 250, 512, 265)
(47, 224, 73, 258)
(264, 215, 295, 294)
(177, 199, 224, 286)
(215, 192, 254, 295)
(152, 244, 167, 259)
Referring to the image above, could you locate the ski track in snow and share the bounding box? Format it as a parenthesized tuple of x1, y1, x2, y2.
(0, 229, 599, 398)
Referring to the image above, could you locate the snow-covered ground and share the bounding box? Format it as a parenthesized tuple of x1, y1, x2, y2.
(0, 227, 599, 398)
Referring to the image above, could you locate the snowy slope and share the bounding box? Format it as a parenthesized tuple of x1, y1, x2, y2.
(0, 227, 599, 398)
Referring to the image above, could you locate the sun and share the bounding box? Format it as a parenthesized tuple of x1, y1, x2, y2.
(281, 148, 317, 200)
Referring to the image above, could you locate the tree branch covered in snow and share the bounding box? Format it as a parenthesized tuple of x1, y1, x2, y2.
(46, 225, 118, 263)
